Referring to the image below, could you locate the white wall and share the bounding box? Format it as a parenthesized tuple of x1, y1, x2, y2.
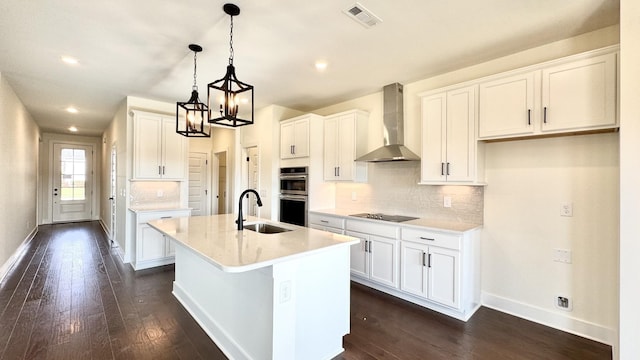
(618, 1, 640, 358)
(482, 133, 619, 343)
(0, 74, 40, 279)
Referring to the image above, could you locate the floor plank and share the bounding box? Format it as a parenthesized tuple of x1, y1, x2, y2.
(0, 222, 612, 359)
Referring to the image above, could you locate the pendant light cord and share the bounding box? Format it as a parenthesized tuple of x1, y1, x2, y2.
(228, 15, 234, 65)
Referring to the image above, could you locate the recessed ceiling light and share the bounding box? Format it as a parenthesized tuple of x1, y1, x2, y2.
(66, 106, 78, 113)
(315, 61, 328, 71)
(61, 56, 79, 65)
(68, 126, 78, 132)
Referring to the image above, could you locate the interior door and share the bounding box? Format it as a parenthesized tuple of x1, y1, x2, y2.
(52, 143, 93, 222)
(188, 152, 209, 216)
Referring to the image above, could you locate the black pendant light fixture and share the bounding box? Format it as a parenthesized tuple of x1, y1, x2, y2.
(208, 3, 254, 128)
(176, 44, 210, 137)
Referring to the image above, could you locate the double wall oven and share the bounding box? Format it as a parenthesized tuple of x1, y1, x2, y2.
(279, 167, 308, 227)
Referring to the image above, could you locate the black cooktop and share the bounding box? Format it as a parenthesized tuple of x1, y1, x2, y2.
(349, 213, 419, 223)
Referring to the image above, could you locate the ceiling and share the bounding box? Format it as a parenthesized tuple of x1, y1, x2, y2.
(0, 0, 619, 136)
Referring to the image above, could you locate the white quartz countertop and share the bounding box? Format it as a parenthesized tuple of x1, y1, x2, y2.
(147, 214, 359, 273)
(310, 208, 482, 233)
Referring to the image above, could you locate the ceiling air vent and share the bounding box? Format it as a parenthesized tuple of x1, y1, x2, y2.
(343, 2, 382, 28)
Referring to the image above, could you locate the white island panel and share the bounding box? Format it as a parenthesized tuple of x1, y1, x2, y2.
(149, 214, 357, 360)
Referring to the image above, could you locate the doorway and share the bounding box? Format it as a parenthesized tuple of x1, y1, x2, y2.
(110, 144, 117, 242)
(52, 143, 93, 222)
(245, 146, 259, 216)
(188, 152, 210, 216)
(213, 151, 228, 214)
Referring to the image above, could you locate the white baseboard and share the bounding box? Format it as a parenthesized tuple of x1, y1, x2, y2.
(482, 291, 616, 346)
(98, 219, 112, 240)
(0, 226, 38, 284)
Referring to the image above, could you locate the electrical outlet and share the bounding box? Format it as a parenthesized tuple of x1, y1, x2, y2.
(556, 296, 572, 311)
(560, 202, 573, 217)
(443, 196, 452, 208)
(157, 189, 164, 197)
(279, 280, 292, 303)
(553, 248, 572, 264)
(351, 191, 357, 201)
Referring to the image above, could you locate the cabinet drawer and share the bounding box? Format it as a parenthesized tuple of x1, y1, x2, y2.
(309, 213, 345, 229)
(401, 227, 461, 250)
(346, 219, 399, 239)
(136, 209, 191, 224)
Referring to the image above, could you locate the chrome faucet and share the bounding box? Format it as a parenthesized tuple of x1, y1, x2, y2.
(237, 189, 263, 230)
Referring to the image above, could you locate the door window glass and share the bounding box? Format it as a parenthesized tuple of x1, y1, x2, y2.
(60, 148, 86, 200)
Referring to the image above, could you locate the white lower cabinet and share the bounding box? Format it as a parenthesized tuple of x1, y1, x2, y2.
(400, 241, 460, 309)
(133, 209, 191, 270)
(308, 212, 345, 234)
(346, 219, 399, 289)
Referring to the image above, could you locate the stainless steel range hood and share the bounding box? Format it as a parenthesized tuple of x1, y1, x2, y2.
(356, 83, 420, 162)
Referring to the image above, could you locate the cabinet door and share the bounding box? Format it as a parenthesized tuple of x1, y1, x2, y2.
(323, 118, 339, 180)
(280, 121, 295, 159)
(138, 224, 167, 262)
(133, 114, 162, 179)
(541, 53, 617, 132)
(347, 231, 368, 278)
(421, 93, 447, 182)
(479, 72, 536, 138)
(369, 235, 398, 288)
(427, 246, 460, 309)
(445, 86, 476, 182)
(292, 119, 309, 157)
(400, 241, 428, 298)
(336, 115, 355, 180)
(161, 117, 187, 179)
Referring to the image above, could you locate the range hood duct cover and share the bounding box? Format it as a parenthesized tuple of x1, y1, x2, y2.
(356, 83, 420, 162)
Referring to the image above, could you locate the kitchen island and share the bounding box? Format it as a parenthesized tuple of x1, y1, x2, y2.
(147, 214, 359, 360)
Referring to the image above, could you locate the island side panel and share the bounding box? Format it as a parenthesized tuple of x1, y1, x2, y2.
(172, 243, 275, 360)
(290, 245, 351, 359)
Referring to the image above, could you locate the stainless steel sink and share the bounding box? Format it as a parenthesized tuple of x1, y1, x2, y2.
(243, 223, 292, 234)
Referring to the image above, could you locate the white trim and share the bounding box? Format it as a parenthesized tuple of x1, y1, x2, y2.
(482, 291, 616, 346)
(0, 226, 38, 284)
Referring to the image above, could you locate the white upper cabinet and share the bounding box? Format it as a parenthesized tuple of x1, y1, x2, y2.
(132, 110, 187, 180)
(541, 52, 617, 133)
(478, 71, 538, 138)
(421, 85, 478, 184)
(324, 110, 368, 181)
(280, 116, 310, 159)
(477, 48, 618, 140)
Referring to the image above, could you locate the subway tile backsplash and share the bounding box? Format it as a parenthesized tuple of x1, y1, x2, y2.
(334, 162, 483, 224)
(130, 181, 181, 209)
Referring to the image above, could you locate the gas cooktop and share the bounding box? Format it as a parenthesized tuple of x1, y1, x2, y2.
(349, 213, 419, 223)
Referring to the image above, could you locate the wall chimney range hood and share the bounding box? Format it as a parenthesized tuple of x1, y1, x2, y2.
(356, 83, 420, 162)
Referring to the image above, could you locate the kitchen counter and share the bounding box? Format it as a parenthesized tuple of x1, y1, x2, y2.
(148, 214, 357, 272)
(147, 214, 358, 360)
(311, 208, 482, 233)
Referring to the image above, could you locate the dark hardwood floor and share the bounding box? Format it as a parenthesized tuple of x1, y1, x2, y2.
(0, 222, 611, 359)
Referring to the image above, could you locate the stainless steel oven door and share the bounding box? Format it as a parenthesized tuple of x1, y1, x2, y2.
(279, 194, 307, 227)
(279, 174, 308, 195)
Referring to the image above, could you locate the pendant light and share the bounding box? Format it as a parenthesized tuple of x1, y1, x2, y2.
(176, 44, 210, 137)
(208, 3, 254, 127)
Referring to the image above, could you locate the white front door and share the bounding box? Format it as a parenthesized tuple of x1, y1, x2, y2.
(188, 152, 209, 216)
(52, 143, 93, 222)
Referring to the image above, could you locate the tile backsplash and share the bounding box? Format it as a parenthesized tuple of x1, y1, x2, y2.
(130, 181, 181, 209)
(334, 161, 484, 224)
